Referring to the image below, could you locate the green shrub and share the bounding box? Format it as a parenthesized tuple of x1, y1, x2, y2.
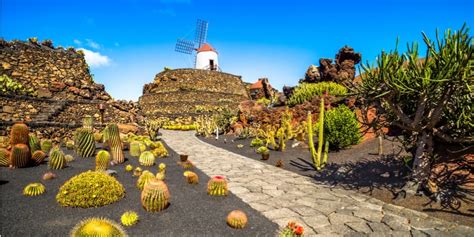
(318, 105, 361, 150)
(288, 82, 347, 106)
(250, 137, 263, 147)
(0, 74, 35, 96)
(256, 97, 271, 106)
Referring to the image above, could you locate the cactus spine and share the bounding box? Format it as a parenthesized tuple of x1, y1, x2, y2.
(49, 147, 66, 170)
(227, 210, 248, 229)
(29, 134, 41, 154)
(129, 141, 141, 157)
(95, 150, 110, 171)
(0, 148, 10, 166)
(141, 178, 170, 212)
(107, 124, 124, 164)
(10, 122, 29, 146)
(76, 128, 96, 158)
(10, 144, 31, 168)
(139, 151, 155, 167)
(31, 150, 46, 165)
(207, 176, 228, 196)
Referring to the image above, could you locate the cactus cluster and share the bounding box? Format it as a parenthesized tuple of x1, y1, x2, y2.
(121, 211, 139, 227)
(107, 124, 124, 164)
(137, 170, 155, 190)
(226, 210, 248, 229)
(207, 176, 228, 196)
(141, 178, 170, 212)
(95, 150, 110, 171)
(56, 171, 125, 208)
(151, 141, 168, 158)
(23, 183, 46, 196)
(183, 171, 199, 184)
(31, 150, 46, 165)
(10, 144, 31, 168)
(0, 148, 10, 166)
(48, 147, 66, 170)
(70, 217, 127, 237)
(75, 128, 96, 158)
(139, 151, 155, 167)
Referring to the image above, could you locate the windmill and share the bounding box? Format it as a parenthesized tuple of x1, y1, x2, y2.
(175, 19, 220, 71)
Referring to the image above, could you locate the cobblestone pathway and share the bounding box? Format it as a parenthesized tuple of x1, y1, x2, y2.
(162, 130, 473, 237)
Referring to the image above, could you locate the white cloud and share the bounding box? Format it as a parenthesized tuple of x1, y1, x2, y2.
(86, 39, 100, 49)
(73, 39, 82, 46)
(78, 48, 110, 68)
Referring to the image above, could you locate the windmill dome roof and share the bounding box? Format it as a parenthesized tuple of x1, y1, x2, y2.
(197, 43, 217, 53)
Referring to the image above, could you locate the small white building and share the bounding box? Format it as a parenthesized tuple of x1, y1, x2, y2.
(195, 43, 219, 71)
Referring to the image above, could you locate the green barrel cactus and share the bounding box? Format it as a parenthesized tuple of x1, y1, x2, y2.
(70, 217, 127, 237)
(75, 128, 96, 158)
(10, 143, 31, 168)
(0, 148, 10, 166)
(107, 124, 124, 164)
(121, 211, 139, 227)
(227, 210, 248, 229)
(139, 151, 155, 167)
(95, 150, 110, 171)
(141, 178, 170, 212)
(31, 150, 46, 165)
(40, 139, 52, 154)
(129, 141, 141, 157)
(10, 122, 29, 146)
(48, 147, 66, 170)
(28, 134, 41, 154)
(137, 170, 154, 190)
(207, 175, 228, 196)
(23, 183, 46, 196)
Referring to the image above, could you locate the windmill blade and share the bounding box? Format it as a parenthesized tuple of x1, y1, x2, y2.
(175, 39, 195, 55)
(195, 19, 208, 48)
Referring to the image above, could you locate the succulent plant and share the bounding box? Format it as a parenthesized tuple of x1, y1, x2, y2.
(137, 170, 155, 190)
(129, 141, 141, 157)
(28, 134, 41, 154)
(141, 178, 170, 212)
(125, 164, 133, 172)
(139, 142, 147, 153)
(250, 137, 263, 147)
(279, 221, 304, 237)
(95, 150, 110, 171)
(139, 151, 155, 167)
(65, 140, 75, 150)
(10, 122, 29, 146)
(256, 146, 269, 155)
(75, 128, 96, 158)
(82, 115, 94, 130)
(42, 171, 57, 180)
(207, 175, 228, 196)
(40, 139, 52, 154)
(31, 150, 46, 165)
(93, 132, 103, 143)
(226, 210, 248, 229)
(158, 163, 166, 173)
(121, 211, 139, 227)
(151, 141, 168, 158)
(10, 143, 31, 168)
(70, 217, 127, 237)
(0, 148, 10, 166)
(65, 154, 75, 162)
(48, 147, 66, 170)
(57, 171, 125, 208)
(133, 167, 142, 177)
(155, 171, 165, 181)
(107, 124, 124, 164)
(178, 160, 194, 169)
(23, 183, 46, 196)
(183, 171, 199, 184)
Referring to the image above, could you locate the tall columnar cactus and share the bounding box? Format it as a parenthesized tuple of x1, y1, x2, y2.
(95, 150, 110, 171)
(107, 124, 124, 164)
(139, 151, 155, 167)
(226, 210, 248, 229)
(0, 148, 10, 166)
(10, 122, 29, 146)
(307, 111, 318, 169)
(316, 97, 325, 169)
(41, 139, 52, 154)
(31, 150, 46, 165)
(10, 144, 31, 168)
(207, 175, 228, 196)
(276, 127, 288, 152)
(28, 134, 41, 154)
(75, 128, 96, 158)
(82, 115, 94, 130)
(129, 141, 141, 157)
(137, 170, 155, 190)
(49, 147, 66, 170)
(141, 178, 170, 212)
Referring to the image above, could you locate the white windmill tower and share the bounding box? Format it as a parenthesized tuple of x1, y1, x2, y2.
(175, 19, 220, 71)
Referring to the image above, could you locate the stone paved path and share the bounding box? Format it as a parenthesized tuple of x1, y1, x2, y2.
(162, 130, 473, 236)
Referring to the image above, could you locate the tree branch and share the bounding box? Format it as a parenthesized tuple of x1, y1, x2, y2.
(385, 97, 414, 128)
(427, 85, 454, 129)
(433, 128, 474, 144)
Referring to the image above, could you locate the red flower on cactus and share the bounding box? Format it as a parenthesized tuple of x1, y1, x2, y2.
(287, 221, 296, 229)
(214, 175, 225, 180)
(295, 225, 304, 235)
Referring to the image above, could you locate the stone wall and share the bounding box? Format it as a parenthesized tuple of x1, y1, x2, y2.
(139, 69, 250, 120)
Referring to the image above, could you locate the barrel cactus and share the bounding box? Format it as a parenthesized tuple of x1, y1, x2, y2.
(28, 134, 41, 154)
(40, 139, 52, 154)
(0, 148, 10, 166)
(82, 115, 94, 130)
(125, 164, 133, 172)
(93, 132, 103, 143)
(10, 143, 31, 168)
(141, 178, 170, 212)
(139, 151, 155, 167)
(226, 210, 248, 229)
(129, 141, 141, 157)
(121, 211, 139, 227)
(75, 128, 96, 158)
(70, 217, 127, 237)
(158, 163, 166, 173)
(107, 124, 124, 164)
(207, 175, 228, 196)
(23, 183, 46, 196)
(151, 141, 168, 158)
(137, 170, 155, 190)
(48, 147, 66, 170)
(178, 160, 194, 169)
(65, 140, 75, 150)
(31, 150, 46, 165)
(133, 167, 142, 177)
(183, 171, 199, 184)
(95, 150, 110, 171)
(10, 122, 29, 146)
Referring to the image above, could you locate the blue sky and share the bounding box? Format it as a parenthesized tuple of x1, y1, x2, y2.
(2, 0, 473, 101)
